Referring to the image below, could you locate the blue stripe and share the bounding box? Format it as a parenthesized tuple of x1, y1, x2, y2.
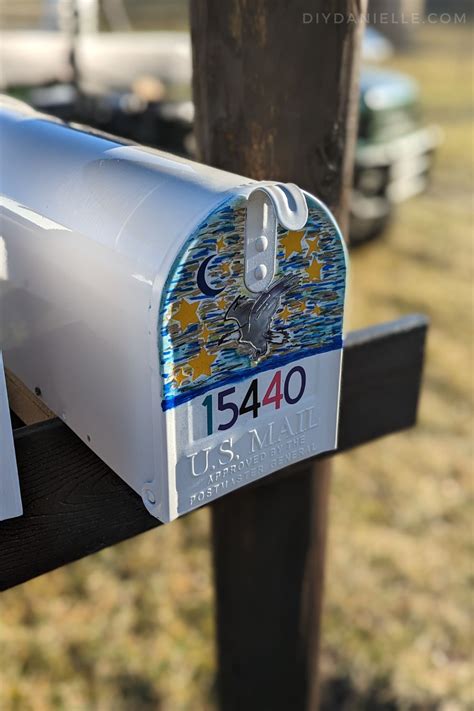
(161, 338, 343, 411)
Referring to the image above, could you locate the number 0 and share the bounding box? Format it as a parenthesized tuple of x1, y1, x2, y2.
(284, 366, 306, 404)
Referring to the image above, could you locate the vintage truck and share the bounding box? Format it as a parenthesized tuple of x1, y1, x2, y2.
(1, 9, 440, 242)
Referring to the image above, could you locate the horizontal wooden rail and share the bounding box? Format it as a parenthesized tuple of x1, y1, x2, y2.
(0, 314, 428, 591)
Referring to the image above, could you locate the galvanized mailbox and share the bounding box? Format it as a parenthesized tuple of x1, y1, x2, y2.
(0, 97, 347, 522)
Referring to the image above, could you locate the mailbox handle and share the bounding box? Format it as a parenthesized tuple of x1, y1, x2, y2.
(244, 182, 309, 293)
(249, 182, 308, 230)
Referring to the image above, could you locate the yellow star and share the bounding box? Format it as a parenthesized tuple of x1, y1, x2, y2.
(189, 347, 216, 380)
(201, 324, 211, 342)
(282, 230, 305, 259)
(221, 262, 232, 276)
(292, 301, 306, 313)
(306, 237, 320, 256)
(306, 258, 323, 281)
(279, 305, 292, 321)
(217, 235, 226, 252)
(312, 304, 322, 316)
(217, 296, 227, 311)
(173, 299, 200, 329)
(173, 368, 189, 387)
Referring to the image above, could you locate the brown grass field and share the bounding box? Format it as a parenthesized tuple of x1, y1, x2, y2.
(0, 23, 472, 711)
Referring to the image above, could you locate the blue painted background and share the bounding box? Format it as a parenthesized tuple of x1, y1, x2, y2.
(159, 194, 346, 410)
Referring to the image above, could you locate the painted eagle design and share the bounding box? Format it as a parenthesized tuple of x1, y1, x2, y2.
(222, 274, 299, 358)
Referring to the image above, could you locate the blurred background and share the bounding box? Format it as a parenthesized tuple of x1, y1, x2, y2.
(0, 1, 472, 709)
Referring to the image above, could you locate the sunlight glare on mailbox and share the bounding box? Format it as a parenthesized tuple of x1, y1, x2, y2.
(0, 97, 347, 522)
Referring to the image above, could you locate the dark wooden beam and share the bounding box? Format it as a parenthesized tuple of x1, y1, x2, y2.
(0, 315, 427, 593)
(190, 1, 367, 707)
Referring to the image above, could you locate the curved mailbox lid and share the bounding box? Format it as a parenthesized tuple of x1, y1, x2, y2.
(153, 188, 347, 521)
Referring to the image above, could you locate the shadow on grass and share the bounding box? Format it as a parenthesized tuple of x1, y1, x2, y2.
(320, 675, 439, 711)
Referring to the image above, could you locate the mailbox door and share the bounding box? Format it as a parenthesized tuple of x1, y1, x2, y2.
(156, 191, 347, 520)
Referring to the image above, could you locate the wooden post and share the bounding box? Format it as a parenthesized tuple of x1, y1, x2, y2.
(190, 2, 366, 708)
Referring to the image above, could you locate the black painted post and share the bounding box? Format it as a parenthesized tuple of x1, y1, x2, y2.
(190, 1, 367, 708)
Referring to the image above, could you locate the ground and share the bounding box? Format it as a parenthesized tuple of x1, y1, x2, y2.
(0, 23, 472, 711)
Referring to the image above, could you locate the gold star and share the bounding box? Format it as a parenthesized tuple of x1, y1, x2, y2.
(173, 368, 189, 387)
(221, 262, 232, 276)
(173, 299, 200, 329)
(217, 296, 227, 310)
(189, 347, 216, 380)
(293, 301, 306, 313)
(279, 305, 292, 321)
(282, 230, 305, 259)
(217, 235, 226, 252)
(306, 258, 323, 281)
(306, 237, 320, 256)
(201, 324, 211, 342)
(312, 304, 322, 316)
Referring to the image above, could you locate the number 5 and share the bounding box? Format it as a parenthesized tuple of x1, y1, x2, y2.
(218, 387, 238, 430)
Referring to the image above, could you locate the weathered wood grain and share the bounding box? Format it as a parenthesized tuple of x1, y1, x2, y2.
(190, 1, 367, 707)
(190, 0, 367, 236)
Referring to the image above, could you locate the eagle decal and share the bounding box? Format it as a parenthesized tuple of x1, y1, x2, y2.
(221, 274, 299, 358)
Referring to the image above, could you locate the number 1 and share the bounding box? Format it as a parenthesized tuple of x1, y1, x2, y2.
(202, 394, 213, 436)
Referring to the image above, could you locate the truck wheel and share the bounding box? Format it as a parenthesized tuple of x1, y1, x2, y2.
(349, 207, 392, 246)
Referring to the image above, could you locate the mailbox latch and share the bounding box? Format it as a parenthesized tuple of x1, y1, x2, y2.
(244, 182, 308, 293)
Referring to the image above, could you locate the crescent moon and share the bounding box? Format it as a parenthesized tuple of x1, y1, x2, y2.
(197, 255, 225, 297)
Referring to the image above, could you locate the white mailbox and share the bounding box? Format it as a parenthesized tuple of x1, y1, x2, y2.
(0, 97, 347, 522)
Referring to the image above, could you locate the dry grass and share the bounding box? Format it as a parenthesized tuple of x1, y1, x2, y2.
(325, 24, 473, 709)
(0, 23, 472, 711)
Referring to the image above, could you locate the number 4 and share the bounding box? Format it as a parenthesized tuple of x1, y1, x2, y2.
(263, 371, 283, 410)
(239, 379, 261, 418)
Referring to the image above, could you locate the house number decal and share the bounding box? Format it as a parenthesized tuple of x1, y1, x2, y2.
(202, 366, 306, 436)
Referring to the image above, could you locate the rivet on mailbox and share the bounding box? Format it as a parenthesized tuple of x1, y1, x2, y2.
(0, 98, 347, 523)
